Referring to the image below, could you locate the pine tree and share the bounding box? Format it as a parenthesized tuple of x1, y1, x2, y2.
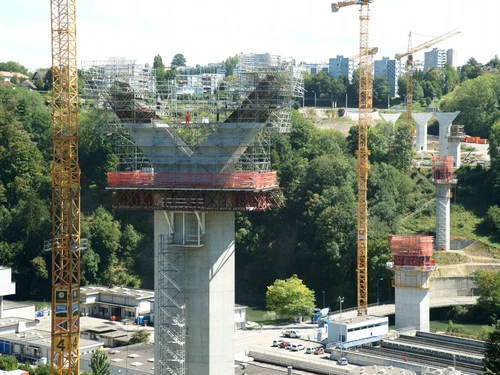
(90, 350, 110, 375)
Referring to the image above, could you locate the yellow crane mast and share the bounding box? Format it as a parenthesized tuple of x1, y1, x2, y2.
(50, 1, 83, 374)
(332, 0, 373, 316)
(395, 29, 460, 124)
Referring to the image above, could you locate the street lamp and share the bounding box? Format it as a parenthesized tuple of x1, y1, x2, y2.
(322, 290, 325, 308)
(338, 296, 344, 358)
(345, 93, 348, 108)
(329, 91, 334, 108)
(312, 91, 317, 107)
(387, 95, 390, 109)
(302, 88, 308, 107)
(377, 278, 384, 305)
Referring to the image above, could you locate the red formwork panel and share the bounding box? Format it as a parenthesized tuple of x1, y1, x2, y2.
(388, 235, 434, 257)
(432, 156, 454, 182)
(107, 171, 278, 190)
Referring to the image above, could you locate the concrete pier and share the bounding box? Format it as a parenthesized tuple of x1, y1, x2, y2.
(395, 286, 431, 331)
(379, 113, 402, 126)
(435, 184, 451, 251)
(434, 112, 460, 157)
(412, 113, 434, 152)
(154, 211, 235, 375)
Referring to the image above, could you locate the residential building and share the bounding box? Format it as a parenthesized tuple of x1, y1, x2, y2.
(234, 304, 248, 330)
(304, 63, 329, 75)
(177, 73, 224, 95)
(32, 71, 47, 82)
(374, 57, 401, 96)
(424, 48, 457, 72)
(21, 80, 37, 90)
(329, 56, 357, 82)
(0, 71, 29, 82)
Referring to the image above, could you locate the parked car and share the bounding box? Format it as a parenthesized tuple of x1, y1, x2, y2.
(290, 343, 305, 351)
(281, 329, 302, 338)
(314, 347, 325, 355)
(305, 346, 318, 354)
(279, 341, 291, 349)
(272, 339, 284, 347)
(337, 357, 348, 365)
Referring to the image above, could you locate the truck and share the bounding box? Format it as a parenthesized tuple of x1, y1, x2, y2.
(281, 329, 302, 338)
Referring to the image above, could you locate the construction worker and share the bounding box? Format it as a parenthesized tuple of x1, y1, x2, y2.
(185, 111, 191, 125)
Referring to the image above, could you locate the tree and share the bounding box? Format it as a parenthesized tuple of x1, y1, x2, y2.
(90, 350, 110, 375)
(164, 67, 178, 81)
(459, 57, 484, 82)
(171, 53, 186, 67)
(472, 270, 500, 323)
(129, 329, 150, 344)
(153, 54, 166, 81)
(484, 321, 500, 374)
(266, 274, 315, 318)
(373, 76, 391, 108)
(487, 55, 500, 70)
(0, 355, 17, 370)
(0, 61, 28, 75)
(224, 55, 239, 76)
(440, 64, 460, 95)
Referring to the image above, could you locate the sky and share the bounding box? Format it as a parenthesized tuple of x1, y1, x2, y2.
(1, 0, 498, 71)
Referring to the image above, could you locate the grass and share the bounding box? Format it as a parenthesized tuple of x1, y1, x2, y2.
(245, 306, 296, 326)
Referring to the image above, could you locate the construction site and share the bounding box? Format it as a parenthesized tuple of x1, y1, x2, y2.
(35, 1, 492, 375)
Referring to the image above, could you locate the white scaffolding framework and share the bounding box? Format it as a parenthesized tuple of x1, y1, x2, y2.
(82, 57, 304, 173)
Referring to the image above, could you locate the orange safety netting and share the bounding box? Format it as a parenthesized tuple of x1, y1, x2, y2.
(388, 235, 434, 257)
(432, 156, 454, 182)
(107, 171, 278, 189)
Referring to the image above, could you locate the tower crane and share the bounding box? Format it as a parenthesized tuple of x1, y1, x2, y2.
(332, 0, 373, 316)
(48, 1, 85, 374)
(395, 29, 460, 124)
(348, 47, 378, 60)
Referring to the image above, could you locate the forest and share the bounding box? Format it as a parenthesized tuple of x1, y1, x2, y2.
(1, 57, 500, 314)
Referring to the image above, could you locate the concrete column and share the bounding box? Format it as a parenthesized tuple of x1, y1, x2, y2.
(379, 113, 402, 126)
(434, 112, 460, 157)
(395, 283, 430, 331)
(448, 140, 461, 168)
(412, 113, 433, 152)
(154, 211, 235, 375)
(435, 184, 451, 251)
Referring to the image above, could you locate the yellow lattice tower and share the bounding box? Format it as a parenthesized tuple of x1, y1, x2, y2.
(332, 0, 373, 316)
(50, 1, 81, 374)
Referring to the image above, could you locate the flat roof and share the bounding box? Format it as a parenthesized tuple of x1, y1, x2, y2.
(81, 285, 154, 300)
(3, 300, 34, 310)
(338, 314, 388, 325)
(0, 329, 102, 350)
(81, 343, 154, 374)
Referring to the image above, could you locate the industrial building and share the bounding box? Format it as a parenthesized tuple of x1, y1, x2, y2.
(327, 315, 389, 348)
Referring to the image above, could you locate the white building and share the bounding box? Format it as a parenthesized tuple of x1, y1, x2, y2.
(80, 286, 154, 320)
(329, 55, 358, 82)
(327, 315, 388, 348)
(304, 63, 329, 75)
(424, 48, 457, 72)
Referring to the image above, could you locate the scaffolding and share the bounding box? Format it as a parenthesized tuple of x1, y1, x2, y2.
(388, 235, 436, 271)
(82, 56, 304, 174)
(157, 233, 187, 375)
(432, 156, 456, 183)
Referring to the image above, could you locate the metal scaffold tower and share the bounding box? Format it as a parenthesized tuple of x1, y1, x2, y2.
(332, 0, 374, 316)
(48, 0, 86, 374)
(158, 232, 187, 375)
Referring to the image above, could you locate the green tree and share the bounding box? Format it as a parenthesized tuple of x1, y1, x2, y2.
(487, 55, 500, 69)
(460, 57, 484, 81)
(90, 350, 110, 375)
(224, 55, 239, 77)
(164, 67, 178, 81)
(34, 364, 52, 375)
(171, 53, 186, 67)
(0, 61, 28, 75)
(391, 123, 415, 172)
(440, 64, 460, 94)
(43, 68, 52, 90)
(35, 77, 44, 90)
(153, 54, 166, 81)
(472, 270, 500, 322)
(266, 274, 315, 318)
(129, 329, 150, 344)
(484, 321, 500, 374)
(0, 356, 17, 370)
(373, 76, 391, 108)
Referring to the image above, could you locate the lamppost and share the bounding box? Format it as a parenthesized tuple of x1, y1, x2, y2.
(312, 91, 317, 107)
(387, 95, 390, 109)
(303, 88, 308, 107)
(338, 296, 344, 358)
(329, 91, 334, 108)
(345, 93, 348, 108)
(377, 277, 383, 305)
(322, 290, 325, 308)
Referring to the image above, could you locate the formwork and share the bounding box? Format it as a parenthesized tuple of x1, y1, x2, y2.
(432, 156, 455, 184)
